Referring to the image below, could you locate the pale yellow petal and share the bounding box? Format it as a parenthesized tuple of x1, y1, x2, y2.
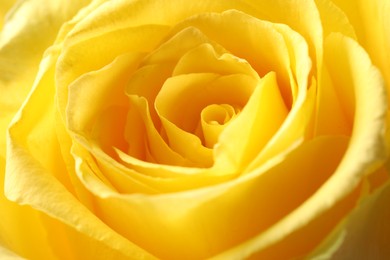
(5, 135, 156, 259)
(0, 242, 25, 260)
(0, 0, 92, 156)
(0, 0, 16, 31)
(314, 0, 356, 38)
(0, 157, 56, 259)
(84, 0, 321, 77)
(331, 0, 390, 99)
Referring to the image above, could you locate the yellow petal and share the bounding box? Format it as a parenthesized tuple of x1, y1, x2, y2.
(0, 157, 56, 259)
(6, 57, 155, 260)
(60, 0, 322, 106)
(126, 95, 193, 166)
(56, 24, 170, 118)
(171, 10, 300, 107)
(6, 134, 156, 259)
(67, 52, 143, 133)
(172, 43, 258, 79)
(314, 0, 356, 38)
(0, 242, 24, 260)
(244, 0, 323, 75)
(77, 139, 233, 193)
(200, 104, 239, 148)
(76, 135, 349, 259)
(245, 81, 316, 172)
(212, 33, 388, 259)
(0, 0, 16, 31)
(331, 0, 390, 100)
(308, 179, 390, 259)
(142, 26, 226, 67)
(0, 0, 93, 157)
(314, 64, 352, 135)
(155, 72, 257, 166)
(215, 72, 288, 171)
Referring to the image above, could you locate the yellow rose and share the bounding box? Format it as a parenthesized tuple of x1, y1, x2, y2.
(1, 0, 389, 259)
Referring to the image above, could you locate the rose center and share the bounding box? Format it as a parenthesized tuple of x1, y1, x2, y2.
(195, 103, 240, 148)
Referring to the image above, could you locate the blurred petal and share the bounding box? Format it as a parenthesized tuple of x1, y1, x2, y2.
(0, 242, 24, 260)
(0, 0, 16, 30)
(308, 179, 390, 259)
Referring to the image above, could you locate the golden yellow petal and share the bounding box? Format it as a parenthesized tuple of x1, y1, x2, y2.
(155, 73, 257, 166)
(215, 72, 288, 171)
(314, 65, 352, 135)
(126, 95, 193, 166)
(171, 10, 298, 107)
(67, 52, 143, 135)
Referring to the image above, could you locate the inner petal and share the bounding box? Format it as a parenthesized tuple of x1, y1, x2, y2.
(155, 73, 256, 133)
(155, 73, 258, 165)
(199, 104, 239, 148)
(169, 10, 295, 107)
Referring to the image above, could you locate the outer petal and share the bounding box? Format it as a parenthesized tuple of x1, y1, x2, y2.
(0, 158, 56, 259)
(0, 242, 24, 260)
(0, 1, 95, 258)
(0, 0, 16, 30)
(331, 0, 390, 98)
(307, 179, 390, 259)
(0, 0, 93, 156)
(5, 48, 156, 258)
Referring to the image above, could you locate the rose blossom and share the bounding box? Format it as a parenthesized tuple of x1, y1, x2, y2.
(0, 0, 389, 259)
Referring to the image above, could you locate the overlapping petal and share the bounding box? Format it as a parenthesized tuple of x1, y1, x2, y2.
(1, 0, 389, 259)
